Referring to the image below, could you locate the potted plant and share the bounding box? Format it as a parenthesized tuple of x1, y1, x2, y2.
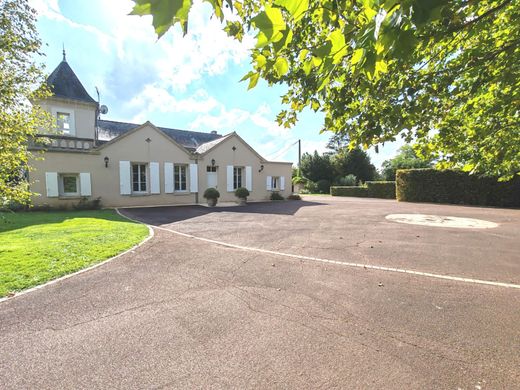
(234, 187, 250, 205)
(203, 187, 220, 207)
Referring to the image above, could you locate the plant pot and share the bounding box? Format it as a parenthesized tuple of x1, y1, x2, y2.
(238, 197, 247, 206)
(207, 198, 217, 207)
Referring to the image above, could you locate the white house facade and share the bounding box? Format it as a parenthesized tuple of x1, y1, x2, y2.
(28, 55, 293, 208)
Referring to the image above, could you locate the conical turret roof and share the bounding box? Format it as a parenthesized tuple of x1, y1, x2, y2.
(46, 53, 96, 104)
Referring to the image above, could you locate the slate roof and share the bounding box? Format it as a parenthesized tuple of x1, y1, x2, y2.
(97, 119, 222, 151)
(46, 60, 97, 104)
(195, 134, 232, 154)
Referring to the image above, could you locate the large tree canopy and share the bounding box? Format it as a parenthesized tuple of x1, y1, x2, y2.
(0, 0, 50, 207)
(381, 145, 432, 180)
(131, 0, 520, 179)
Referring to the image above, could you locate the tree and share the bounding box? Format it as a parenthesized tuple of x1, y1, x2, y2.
(132, 0, 520, 179)
(300, 151, 334, 183)
(332, 147, 376, 183)
(0, 0, 51, 207)
(381, 145, 433, 180)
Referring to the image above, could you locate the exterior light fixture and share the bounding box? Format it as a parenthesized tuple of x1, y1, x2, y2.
(259, 164, 264, 172)
(211, 158, 216, 167)
(104, 156, 109, 168)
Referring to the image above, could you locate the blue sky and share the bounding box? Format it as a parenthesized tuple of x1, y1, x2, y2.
(30, 0, 403, 167)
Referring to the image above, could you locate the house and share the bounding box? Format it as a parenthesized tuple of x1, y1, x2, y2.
(28, 53, 293, 208)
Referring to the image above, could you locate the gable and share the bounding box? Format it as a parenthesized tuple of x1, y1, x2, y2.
(99, 123, 192, 162)
(200, 133, 267, 166)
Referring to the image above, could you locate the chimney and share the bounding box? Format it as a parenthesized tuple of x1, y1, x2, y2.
(210, 130, 217, 134)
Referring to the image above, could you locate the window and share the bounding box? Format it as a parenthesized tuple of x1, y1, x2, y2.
(57, 112, 71, 134)
(207, 166, 217, 172)
(233, 167, 243, 189)
(59, 174, 79, 196)
(174, 165, 187, 191)
(132, 164, 147, 193)
(271, 176, 280, 190)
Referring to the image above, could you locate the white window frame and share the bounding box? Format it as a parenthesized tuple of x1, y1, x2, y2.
(132, 163, 148, 194)
(233, 166, 243, 190)
(271, 176, 280, 191)
(174, 164, 188, 192)
(59, 173, 80, 197)
(51, 106, 75, 136)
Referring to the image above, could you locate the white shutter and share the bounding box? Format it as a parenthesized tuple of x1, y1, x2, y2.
(266, 176, 272, 191)
(189, 163, 198, 193)
(79, 173, 92, 196)
(150, 162, 160, 194)
(280, 176, 285, 191)
(164, 162, 174, 193)
(45, 172, 59, 197)
(227, 165, 234, 192)
(119, 161, 131, 195)
(245, 166, 252, 192)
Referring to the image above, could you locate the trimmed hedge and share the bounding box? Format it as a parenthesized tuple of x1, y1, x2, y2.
(331, 182, 396, 199)
(330, 186, 368, 197)
(366, 181, 396, 199)
(396, 169, 520, 207)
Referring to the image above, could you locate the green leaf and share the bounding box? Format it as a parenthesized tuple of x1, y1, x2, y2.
(274, 0, 309, 22)
(351, 48, 364, 65)
(252, 6, 286, 48)
(248, 72, 260, 89)
(274, 57, 289, 77)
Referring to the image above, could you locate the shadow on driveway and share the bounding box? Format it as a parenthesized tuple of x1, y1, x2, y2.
(120, 200, 324, 225)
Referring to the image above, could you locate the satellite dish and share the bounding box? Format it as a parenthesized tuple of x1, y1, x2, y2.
(99, 105, 108, 115)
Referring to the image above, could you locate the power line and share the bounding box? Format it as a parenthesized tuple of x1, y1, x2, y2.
(266, 139, 299, 161)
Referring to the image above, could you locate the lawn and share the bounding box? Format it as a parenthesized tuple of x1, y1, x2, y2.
(0, 210, 149, 297)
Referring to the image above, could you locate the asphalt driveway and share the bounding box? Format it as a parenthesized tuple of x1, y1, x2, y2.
(1, 197, 519, 389)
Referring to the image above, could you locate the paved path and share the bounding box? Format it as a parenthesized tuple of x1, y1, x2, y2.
(1, 198, 519, 389)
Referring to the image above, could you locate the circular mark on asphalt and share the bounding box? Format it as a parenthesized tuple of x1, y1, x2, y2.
(385, 214, 498, 229)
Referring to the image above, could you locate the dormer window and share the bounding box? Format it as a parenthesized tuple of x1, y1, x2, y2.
(57, 112, 71, 133)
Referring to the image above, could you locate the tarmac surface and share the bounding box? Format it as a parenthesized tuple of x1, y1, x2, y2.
(1, 196, 519, 389)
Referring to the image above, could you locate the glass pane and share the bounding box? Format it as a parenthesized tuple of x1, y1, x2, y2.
(63, 176, 77, 193)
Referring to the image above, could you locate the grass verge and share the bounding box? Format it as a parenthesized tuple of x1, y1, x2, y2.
(0, 210, 149, 298)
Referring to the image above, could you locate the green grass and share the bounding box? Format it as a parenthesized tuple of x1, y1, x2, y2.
(0, 210, 149, 297)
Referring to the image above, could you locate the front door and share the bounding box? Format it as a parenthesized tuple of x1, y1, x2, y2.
(207, 166, 218, 188)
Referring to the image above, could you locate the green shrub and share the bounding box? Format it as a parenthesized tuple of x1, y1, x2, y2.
(203, 187, 220, 200)
(302, 180, 318, 194)
(396, 169, 520, 207)
(337, 174, 357, 186)
(234, 187, 249, 199)
(366, 181, 396, 199)
(270, 192, 285, 200)
(292, 176, 307, 185)
(330, 186, 368, 197)
(287, 194, 301, 200)
(316, 179, 331, 194)
(74, 197, 102, 210)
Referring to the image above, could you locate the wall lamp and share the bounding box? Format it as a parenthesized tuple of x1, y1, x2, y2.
(258, 164, 264, 172)
(104, 156, 109, 168)
(211, 158, 216, 167)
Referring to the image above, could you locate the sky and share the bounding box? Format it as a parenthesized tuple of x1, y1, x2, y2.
(29, 0, 403, 168)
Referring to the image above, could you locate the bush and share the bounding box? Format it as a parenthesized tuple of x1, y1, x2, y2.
(301, 180, 318, 194)
(330, 186, 368, 197)
(270, 192, 285, 200)
(316, 179, 331, 194)
(366, 181, 396, 199)
(74, 197, 102, 210)
(396, 169, 520, 207)
(287, 194, 301, 200)
(337, 174, 357, 186)
(292, 176, 307, 185)
(234, 187, 249, 199)
(203, 187, 220, 200)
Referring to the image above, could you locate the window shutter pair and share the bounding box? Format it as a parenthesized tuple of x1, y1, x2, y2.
(162, 162, 199, 194)
(45, 172, 91, 197)
(227, 165, 252, 192)
(265, 176, 285, 191)
(119, 161, 161, 195)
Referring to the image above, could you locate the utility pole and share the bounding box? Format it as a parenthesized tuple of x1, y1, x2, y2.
(298, 139, 301, 176)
